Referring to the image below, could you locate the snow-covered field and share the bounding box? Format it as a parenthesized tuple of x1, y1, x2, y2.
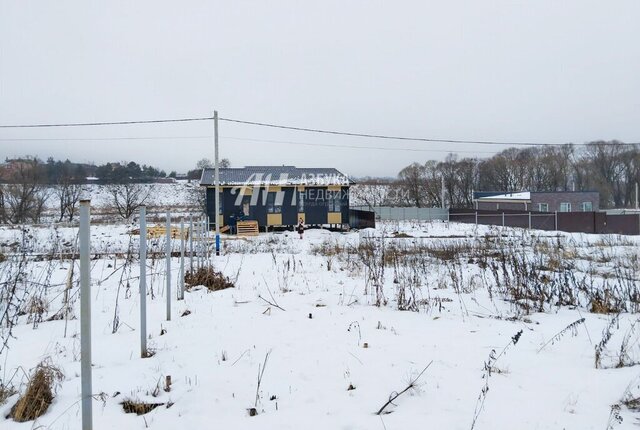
(1, 220, 639, 429)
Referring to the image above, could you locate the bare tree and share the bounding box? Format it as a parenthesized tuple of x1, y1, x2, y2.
(2, 159, 49, 224)
(196, 158, 230, 169)
(54, 181, 83, 222)
(398, 163, 428, 207)
(107, 183, 152, 219)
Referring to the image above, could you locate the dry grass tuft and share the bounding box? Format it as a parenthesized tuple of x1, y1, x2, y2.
(10, 361, 63, 422)
(185, 267, 235, 292)
(622, 396, 640, 411)
(590, 290, 622, 314)
(0, 383, 17, 405)
(121, 398, 164, 415)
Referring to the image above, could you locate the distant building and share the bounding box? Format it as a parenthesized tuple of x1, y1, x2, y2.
(473, 191, 600, 212)
(200, 166, 352, 230)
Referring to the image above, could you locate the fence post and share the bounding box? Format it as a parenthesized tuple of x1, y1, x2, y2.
(189, 214, 193, 274)
(79, 200, 92, 430)
(179, 217, 185, 300)
(528, 211, 532, 229)
(475, 211, 478, 226)
(166, 211, 171, 321)
(554, 211, 558, 231)
(139, 206, 147, 357)
(502, 212, 505, 227)
(196, 219, 201, 269)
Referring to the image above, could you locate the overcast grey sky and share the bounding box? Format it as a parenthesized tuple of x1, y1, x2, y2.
(1, 1, 639, 177)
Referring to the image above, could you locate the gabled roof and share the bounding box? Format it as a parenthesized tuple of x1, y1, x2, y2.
(200, 166, 351, 186)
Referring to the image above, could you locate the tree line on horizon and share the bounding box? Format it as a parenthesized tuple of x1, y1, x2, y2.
(355, 141, 640, 209)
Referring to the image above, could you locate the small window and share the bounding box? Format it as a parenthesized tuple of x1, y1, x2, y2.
(538, 203, 548, 212)
(266, 192, 282, 214)
(581, 201, 593, 212)
(560, 202, 571, 212)
(328, 190, 341, 212)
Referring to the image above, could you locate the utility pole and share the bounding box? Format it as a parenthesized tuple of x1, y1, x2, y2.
(441, 176, 445, 209)
(214, 111, 221, 256)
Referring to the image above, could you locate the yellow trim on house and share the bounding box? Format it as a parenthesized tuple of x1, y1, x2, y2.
(267, 213, 283, 226)
(297, 185, 305, 191)
(218, 214, 224, 227)
(327, 185, 341, 191)
(328, 212, 342, 224)
(297, 213, 305, 224)
(267, 186, 282, 192)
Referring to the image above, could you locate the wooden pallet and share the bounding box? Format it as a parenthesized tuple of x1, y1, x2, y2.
(131, 225, 187, 239)
(236, 220, 259, 236)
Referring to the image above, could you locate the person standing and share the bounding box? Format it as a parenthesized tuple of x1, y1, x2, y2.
(297, 218, 305, 239)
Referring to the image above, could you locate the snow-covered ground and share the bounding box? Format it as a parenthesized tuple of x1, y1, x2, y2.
(1, 221, 639, 429)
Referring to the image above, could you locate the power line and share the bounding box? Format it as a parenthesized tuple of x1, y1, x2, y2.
(219, 117, 589, 147)
(0, 136, 211, 142)
(0, 116, 214, 129)
(0, 114, 637, 147)
(222, 136, 500, 154)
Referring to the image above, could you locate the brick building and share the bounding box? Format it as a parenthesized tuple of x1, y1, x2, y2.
(473, 191, 600, 212)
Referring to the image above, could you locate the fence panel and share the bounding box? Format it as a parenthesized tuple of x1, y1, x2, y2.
(349, 206, 449, 221)
(449, 209, 640, 236)
(600, 214, 640, 235)
(558, 212, 595, 233)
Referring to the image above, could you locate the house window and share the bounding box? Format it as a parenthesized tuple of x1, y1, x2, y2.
(297, 191, 305, 213)
(581, 201, 593, 212)
(538, 203, 548, 212)
(328, 190, 342, 212)
(560, 202, 571, 212)
(266, 192, 282, 214)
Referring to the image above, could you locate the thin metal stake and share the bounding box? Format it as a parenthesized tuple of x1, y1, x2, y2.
(214, 111, 221, 256)
(166, 211, 171, 321)
(179, 218, 185, 300)
(140, 206, 147, 357)
(79, 200, 92, 430)
(189, 214, 193, 273)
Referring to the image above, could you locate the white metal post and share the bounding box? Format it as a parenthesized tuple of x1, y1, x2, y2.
(179, 217, 185, 300)
(502, 212, 505, 227)
(166, 211, 171, 321)
(214, 111, 221, 256)
(441, 176, 445, 209)
(206, 215, 210, 260)
(139, 206, 147, 357)
(189, 214, 194, 273)
(555, 211, 558, 230)
(79, 200, 92, 430)
(197, 218, 202, 269)
(528, 211, 532, 229)
(475, 211, 478, 226)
